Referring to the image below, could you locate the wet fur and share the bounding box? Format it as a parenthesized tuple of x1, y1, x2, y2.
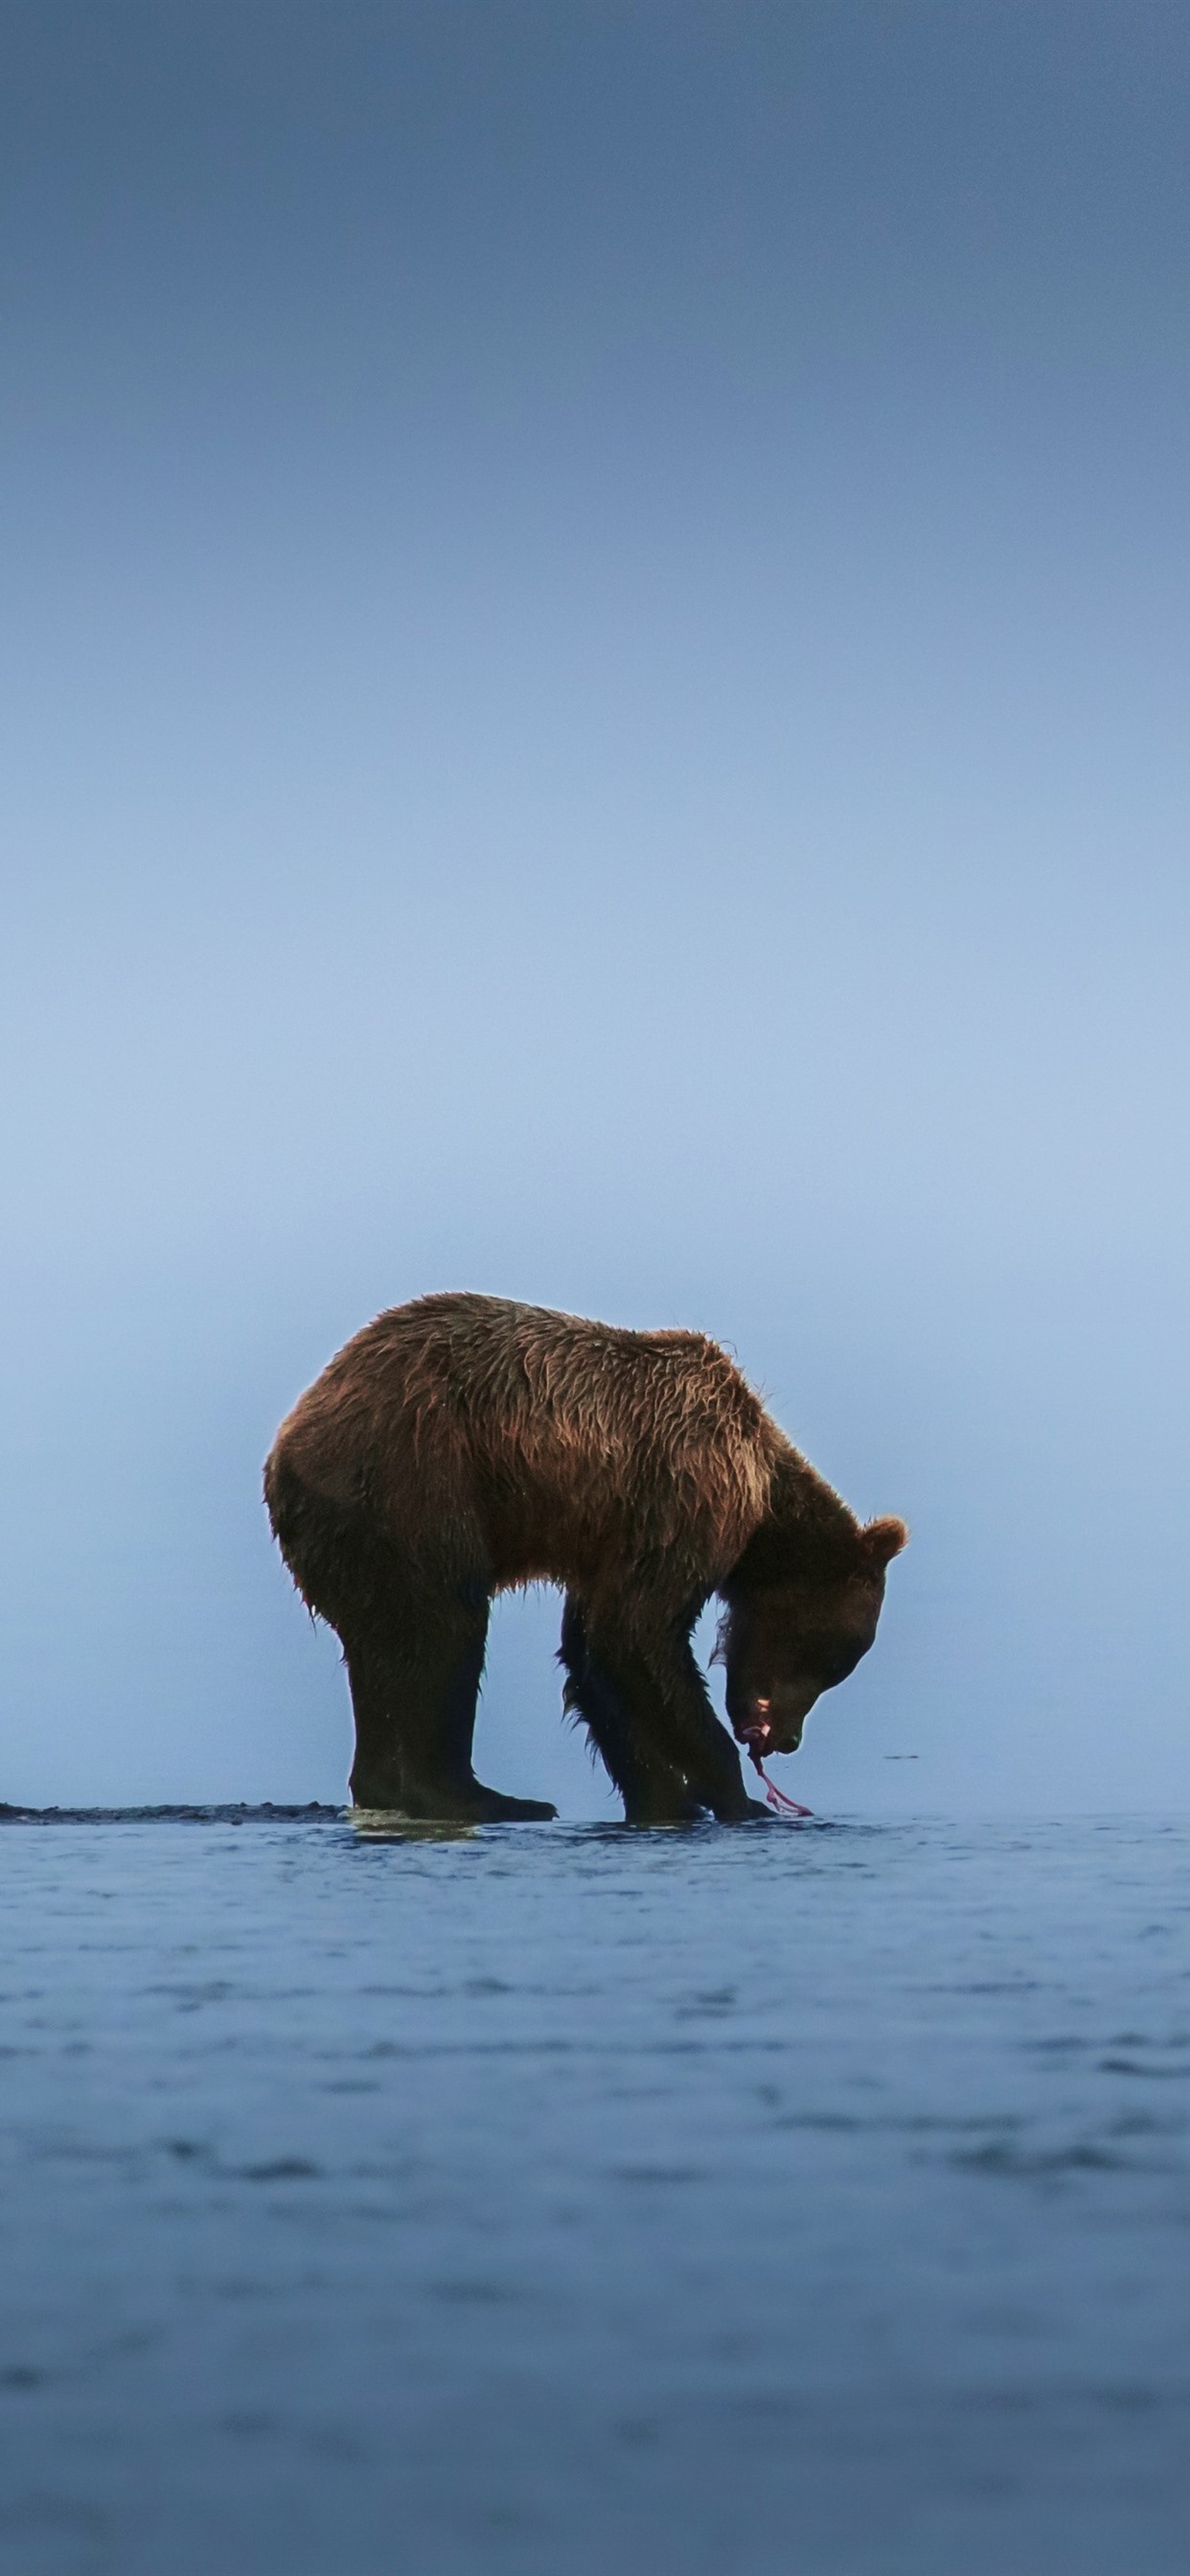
(264, 1293, 904, 1823)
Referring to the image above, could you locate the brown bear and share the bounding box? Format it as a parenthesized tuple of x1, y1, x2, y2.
(264, 1292, 906, 1824)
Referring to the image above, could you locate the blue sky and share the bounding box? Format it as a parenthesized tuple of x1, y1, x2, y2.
(2, 2, 1187, 1813)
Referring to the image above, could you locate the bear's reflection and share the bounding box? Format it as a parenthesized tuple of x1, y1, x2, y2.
(349, 1810, 480, 1844)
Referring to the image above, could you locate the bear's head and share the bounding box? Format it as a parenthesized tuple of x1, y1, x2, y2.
(721, 1515, 907, 1759)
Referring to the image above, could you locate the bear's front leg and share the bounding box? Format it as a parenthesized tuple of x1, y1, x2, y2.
(560, 1598, 704, 1823)
(561, 1598, 763, 1824)
(659, 1633, 768, 1822)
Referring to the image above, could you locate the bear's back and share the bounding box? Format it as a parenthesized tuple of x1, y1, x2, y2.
(269, 1293, 783, 1598)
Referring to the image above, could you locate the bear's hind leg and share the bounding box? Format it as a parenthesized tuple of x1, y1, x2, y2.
(560, 1598, 705, 1825)
(345, 1583, 555, 1823)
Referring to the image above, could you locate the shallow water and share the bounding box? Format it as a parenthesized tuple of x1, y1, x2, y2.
(1, 1811, 1188, 2575)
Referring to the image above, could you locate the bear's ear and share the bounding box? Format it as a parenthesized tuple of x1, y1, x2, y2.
(864, 1515, 908, 1567)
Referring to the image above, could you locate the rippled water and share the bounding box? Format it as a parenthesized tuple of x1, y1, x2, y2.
(1, 1810, 1188, 2574)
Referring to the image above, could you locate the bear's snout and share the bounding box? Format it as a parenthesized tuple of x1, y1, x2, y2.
(766, 1690, 817, 1753)
(734, 1682, 820, 1757)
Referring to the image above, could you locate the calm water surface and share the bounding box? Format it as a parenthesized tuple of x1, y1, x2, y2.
(0, 1811, 1187, 2575)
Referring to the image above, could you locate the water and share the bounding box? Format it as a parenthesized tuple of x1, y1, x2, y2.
(1, 1811, 1188, 2575)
